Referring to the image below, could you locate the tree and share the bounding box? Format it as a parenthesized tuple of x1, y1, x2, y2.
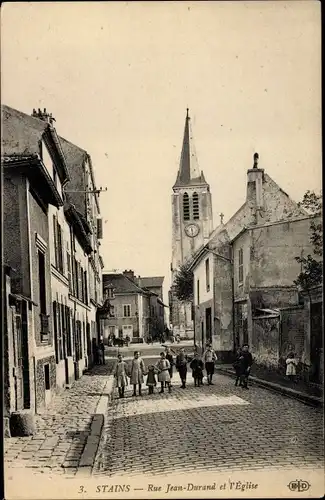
(173, 261, 194, 302)
(294, 191, 322, 291)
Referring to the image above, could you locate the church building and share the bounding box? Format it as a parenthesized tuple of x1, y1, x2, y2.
(169, 110, 213, 338)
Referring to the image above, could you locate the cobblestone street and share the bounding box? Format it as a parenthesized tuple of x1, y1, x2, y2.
(4, 365, 111, 477)
(94, 369, 324, 478)
(4, 361, 324, 480)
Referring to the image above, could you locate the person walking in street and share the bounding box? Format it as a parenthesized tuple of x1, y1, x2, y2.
(176, 347, 188, 388)
(155, 352, 171, 394)
(286, 352, 298, 382)
(203, 343, 217, 385)
(233, 348, 244, 387)
(190, 352, 204, 387)
(130, 351, 146, 396)
(114, 353, 128, 398)
(125, 334, 130, 347)
(146, 364, 157, 394)
(238, 344, 253, 389)
(99, 338, 105, 365)
(165, 346, 174, 388)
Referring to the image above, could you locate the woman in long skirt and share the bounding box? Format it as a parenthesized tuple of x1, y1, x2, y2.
(155, 352, 171, 394)
(114, 353, 128, 398)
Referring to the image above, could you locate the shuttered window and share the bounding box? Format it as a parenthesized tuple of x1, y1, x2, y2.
(238, 249, 244, 284)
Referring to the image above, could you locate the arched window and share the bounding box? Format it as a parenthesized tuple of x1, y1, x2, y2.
(183, 193, 190, 221)
(193, 192, 200, 220)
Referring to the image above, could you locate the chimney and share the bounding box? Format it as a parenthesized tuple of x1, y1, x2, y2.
(123, 269, 135, 282)
(31, 108, 56, 126)
(246, 153, 264, 214)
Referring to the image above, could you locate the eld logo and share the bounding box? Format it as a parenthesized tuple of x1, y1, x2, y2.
(288, 480, 311, 493)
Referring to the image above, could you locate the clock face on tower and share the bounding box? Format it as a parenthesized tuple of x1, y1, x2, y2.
(185, 223, 200, 238)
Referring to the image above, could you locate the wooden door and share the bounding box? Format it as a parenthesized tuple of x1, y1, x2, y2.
(13, 312, 24, 411)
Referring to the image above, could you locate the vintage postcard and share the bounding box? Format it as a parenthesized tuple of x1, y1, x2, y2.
(1, 1, 323, 499)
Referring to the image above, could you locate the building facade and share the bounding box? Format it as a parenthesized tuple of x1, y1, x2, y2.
(2, 105, 67, 425)
(2, 104, 105, 434)
(190, 153, 317, 366)
(102, 271, 166, 343)
(137, 276, 166, 338)
(170, 110, 213, 338)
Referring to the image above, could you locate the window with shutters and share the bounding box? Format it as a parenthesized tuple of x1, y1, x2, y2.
(53, 301, 63, 363)
(66, 306, 72, 356)
(75, 320, 82, 361)
(205, 258, 210, 292)
(238, 248, 244, 285)
(53, 215, 64, 274)
(183, 192, 190, 221)
(193, 192, 200, 220)
(60, 303, 67, 359)
(84, 270, 88, 305)
(67, 252, 72, 291)
(38, 250, 49, 342)
(73, 258, 78, 297)
(77, 263, 83, 301)
(123, 304, 131, 317)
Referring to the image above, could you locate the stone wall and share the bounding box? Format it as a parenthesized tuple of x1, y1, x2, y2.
(279, 306, 305, 361)
(28, 188, 52, 348)
(35, 355, 56, 411)
(249, 218, 315, 288)
(213, 253, 233, 359)
(252, 316, 280, 369)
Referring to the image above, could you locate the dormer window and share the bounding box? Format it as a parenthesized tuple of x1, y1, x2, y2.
(183, 192, 190, 221)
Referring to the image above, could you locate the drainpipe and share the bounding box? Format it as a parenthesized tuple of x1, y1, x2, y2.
(231, 275, 236, 353)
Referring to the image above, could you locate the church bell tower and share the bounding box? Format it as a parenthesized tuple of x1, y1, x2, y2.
(169, 109, 213, 338)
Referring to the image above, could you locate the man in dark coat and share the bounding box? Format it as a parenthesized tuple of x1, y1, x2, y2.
(165, 346, 175, 387)
(176, 348, 188, 388)
(238, 344, 253, 389)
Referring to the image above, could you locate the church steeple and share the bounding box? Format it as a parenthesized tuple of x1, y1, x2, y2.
(173, 109, 208, 189)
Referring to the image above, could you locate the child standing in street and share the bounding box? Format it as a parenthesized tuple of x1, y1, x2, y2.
(146, 365, 157, 394)
(114, 353, 128, 398)
(130, 351, 146, 397)
(286, 352, 298, 382)
(155, 352, 171, 394)
(190, 352, 204, 387)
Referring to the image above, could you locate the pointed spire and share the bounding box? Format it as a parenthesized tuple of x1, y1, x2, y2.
(173, 109, 208, 188)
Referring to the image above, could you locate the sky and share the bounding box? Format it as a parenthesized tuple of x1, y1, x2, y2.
(1, 1, 321, 312)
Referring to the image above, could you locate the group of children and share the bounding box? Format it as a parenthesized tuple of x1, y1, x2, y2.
(114, 344, 218, 398)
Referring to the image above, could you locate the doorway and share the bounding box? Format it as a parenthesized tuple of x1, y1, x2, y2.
(205, 307, 212, 344)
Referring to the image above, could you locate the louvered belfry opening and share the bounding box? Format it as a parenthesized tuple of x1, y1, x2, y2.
(193, 192, 200, 220)
(183, 192, 190, 220)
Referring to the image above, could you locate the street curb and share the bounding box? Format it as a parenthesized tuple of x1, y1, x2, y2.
(218, 367, 323, 408)
(76, 376, 115, 476)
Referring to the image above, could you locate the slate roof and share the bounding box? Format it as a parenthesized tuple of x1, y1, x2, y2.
(173, 110, 209, 188)
(137, 276, 164, 289)
(59, 136, 100, 214)
(103, 273, 148, 295)
(1, 105, 69, 182)
(1, 105, 48, 156)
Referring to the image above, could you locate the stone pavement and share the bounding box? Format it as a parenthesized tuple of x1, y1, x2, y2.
(4, 364, 113, 477)
(94, 372, 324, 478)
